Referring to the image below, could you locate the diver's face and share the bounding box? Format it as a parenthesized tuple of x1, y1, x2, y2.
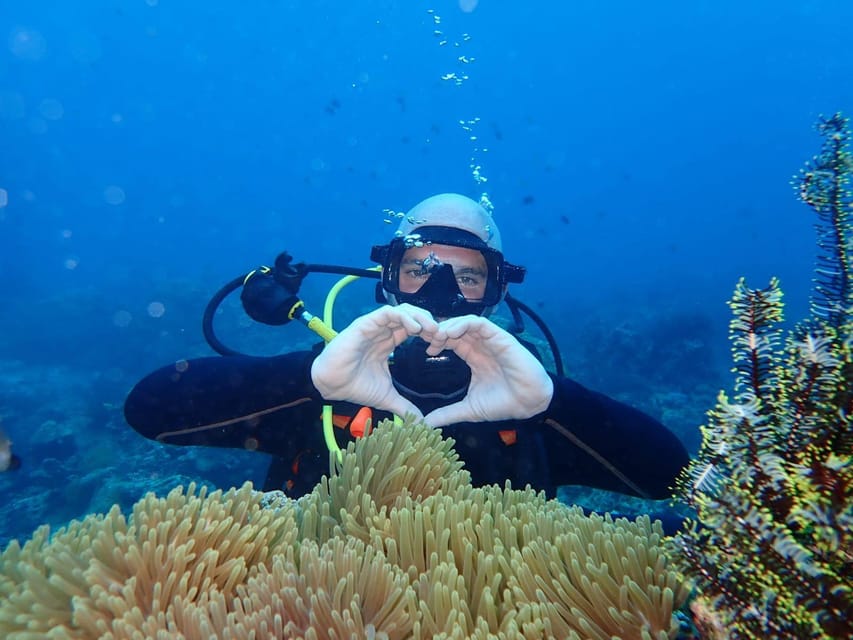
(398, 244, 488, 300)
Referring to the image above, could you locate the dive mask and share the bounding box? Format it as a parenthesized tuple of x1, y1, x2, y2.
(371, 226, 525, 317)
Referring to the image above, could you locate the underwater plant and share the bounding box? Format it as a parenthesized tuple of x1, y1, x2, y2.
(671, 113, 852, 638)
(0, 418, 689, 639)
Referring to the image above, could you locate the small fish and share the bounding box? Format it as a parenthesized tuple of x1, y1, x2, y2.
(324, 98, 341, 115)
(0, 425, 21, 472)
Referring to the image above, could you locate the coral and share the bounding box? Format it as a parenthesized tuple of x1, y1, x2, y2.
(0, 418, 690, 639)
(671, 113, 853, 638)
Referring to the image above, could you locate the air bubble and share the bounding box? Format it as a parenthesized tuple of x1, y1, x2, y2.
(113, 310, 133, 327)
(103, 185, 126, 205)
(147, 301, 166, 318)
(8, 27, 47, 61)
(38, 98, 64, 120)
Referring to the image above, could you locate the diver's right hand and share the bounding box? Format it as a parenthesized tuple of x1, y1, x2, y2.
(310, 304, 439, 419)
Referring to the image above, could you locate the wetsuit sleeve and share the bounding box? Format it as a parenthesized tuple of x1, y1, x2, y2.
(539, 375, 689, 499)
(123, 350, 324, 455)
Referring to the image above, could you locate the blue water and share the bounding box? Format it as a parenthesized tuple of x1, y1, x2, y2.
(0, 0, 850, 547)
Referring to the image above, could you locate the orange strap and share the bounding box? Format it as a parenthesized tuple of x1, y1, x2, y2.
(350, 407, 372, 437)
(330, 407, 373, 438)
(498, 429, 517, 445)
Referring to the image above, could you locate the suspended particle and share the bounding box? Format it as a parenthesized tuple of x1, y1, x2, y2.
(439, 40, 448, 46)
(442, 73, 458, 81)
(434, 30, 443, 37)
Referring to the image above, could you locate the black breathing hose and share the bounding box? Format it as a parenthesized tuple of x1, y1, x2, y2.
(504, 293, 565, 377)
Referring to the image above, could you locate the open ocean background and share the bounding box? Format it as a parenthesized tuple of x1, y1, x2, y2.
(1, 0, 851, 547)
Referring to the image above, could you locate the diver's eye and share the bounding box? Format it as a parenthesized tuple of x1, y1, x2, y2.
(456, 275, 482, 287)
(403, 268, 430, 280)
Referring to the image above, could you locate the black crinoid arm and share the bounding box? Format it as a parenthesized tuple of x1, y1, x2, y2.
(669, 114, 853, 640)
(799, 113, 853, 332)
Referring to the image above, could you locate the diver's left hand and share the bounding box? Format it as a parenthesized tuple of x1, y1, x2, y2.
(422, 316, 554, 428)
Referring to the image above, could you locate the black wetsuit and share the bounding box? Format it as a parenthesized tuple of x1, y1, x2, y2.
(124, 347, 689, 502)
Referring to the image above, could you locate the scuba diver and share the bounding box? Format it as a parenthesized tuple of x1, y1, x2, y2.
(124, 193, 689, 507)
